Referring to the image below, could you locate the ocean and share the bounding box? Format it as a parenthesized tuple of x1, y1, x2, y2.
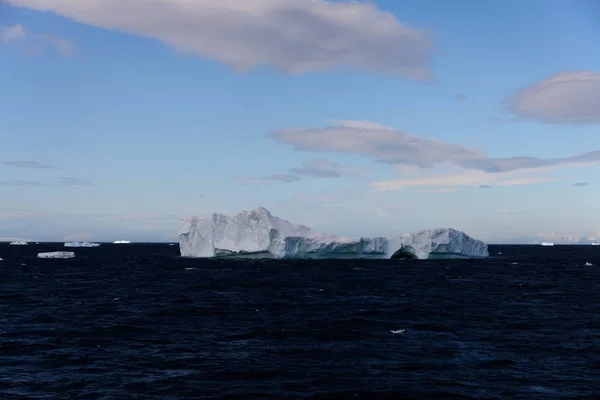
(1, 243, 599, 399)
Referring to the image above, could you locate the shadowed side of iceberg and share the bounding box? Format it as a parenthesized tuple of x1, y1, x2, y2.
(179, 207, 489, 260)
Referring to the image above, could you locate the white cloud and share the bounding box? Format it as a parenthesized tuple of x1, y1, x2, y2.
(290, 158, 370, 179)
(270, 120, 485, 167)
(1, 24, 26, 42)
(6, 0, 436, 79)
(238, 158, 370, 184)
(0, 23, 73, 55)
(269, 120, 600, 175)
(370, 164, 560, 191)
(506, 71, 600, 125)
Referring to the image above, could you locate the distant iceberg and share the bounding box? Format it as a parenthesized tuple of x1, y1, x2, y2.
(9, 241, 28, 246)
(113, 240, 131, 244)
(38, 251, 75, 259)
(179, 207, 489, 260)
(64, 241, 100, 247)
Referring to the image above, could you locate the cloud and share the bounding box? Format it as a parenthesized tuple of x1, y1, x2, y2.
(34, 33, 74, 55)
(4, 160, 58, 169)
(5, 0, 436, 79)
(411, 187, 457, 193)
(455, 94, 467, 102)
(1, 180, 45, 186)
(479, 184, 491, 189)
(0, 23, 73, 55)
(573, 181, 590, 187)
(290, 158, 370, 179)
(238, 158, 369, 184)
(237, 174, 301, 184)
(269, 120, 600, 174)
(370, 164, 559, 191)
(58, 177, 93, 186)
(1, 24, 26, 42)
(506, 71, 600, 125)
(270, 121, 485, 168)
(457, 151, 600, 173)
(1, 177, 93, 186)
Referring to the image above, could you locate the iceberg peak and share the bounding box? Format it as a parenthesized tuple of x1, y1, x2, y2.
(179, 207, 489, 260)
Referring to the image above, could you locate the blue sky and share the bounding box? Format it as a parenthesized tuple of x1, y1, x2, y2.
(1, 0, 599, 243)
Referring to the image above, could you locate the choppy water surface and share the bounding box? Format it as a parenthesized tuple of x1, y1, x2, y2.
(1, 243, 599, 399)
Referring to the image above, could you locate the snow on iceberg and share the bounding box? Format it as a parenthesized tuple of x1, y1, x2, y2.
(179, 207, 488, 260)
(38, 251, 75, 259)
(64, 241, 100, 247)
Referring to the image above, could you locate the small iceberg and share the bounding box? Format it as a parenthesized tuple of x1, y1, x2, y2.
(38, 251, 75, 259)
(64, 241, 100, 247)
(9, 241, 28, 246)
(585, 262, 593, 266)
(113, 240, 131, 244)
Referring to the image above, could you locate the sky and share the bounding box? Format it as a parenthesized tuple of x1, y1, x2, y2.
(1, 0, 600, 244)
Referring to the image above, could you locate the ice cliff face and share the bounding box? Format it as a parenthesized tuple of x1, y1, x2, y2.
(179, 207, 489, 260)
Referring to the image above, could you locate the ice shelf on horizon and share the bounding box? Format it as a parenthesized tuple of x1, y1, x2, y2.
(179, 207, 489, 260)
(9, 241, 28, 245)
(38, 251, 75, 259)
(64, 241, 100, 247)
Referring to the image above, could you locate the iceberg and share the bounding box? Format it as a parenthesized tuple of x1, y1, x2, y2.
(179, 207, 488, 260)
(9, 241, 28, 245)
(113, 240, 131, 244)
(38, 251, 75, 259)
(64, 241, 100, 247)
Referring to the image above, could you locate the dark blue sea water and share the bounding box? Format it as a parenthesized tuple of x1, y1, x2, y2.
(1, 243, 599, 399)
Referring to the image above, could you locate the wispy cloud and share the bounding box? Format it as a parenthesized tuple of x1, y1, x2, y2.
(506, 71, 600, 125)
(1, 24, 26, 42)
(6, 0, 436, 79)
(4, 161, 58, 169)
(479, 184, 492, 189)
(57, 177, 93, 186)
(1, 177, 93, 186)
(236, 174, 301, 184)
(34, 33, 74, 56)
(269, 120, 600, 174)
(1, 180, 45, 186)
(411, 187, 457, 194)
(573, 181, 590, 187)
(238, 158, 370, 184)
(370, 164, 559, 192)
(0, 23, 73, 55)
(455, 94, 467, 102)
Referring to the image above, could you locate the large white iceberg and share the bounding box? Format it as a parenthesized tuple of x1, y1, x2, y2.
(64, 241, 100, 247)
(179, 207, 488, 260)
